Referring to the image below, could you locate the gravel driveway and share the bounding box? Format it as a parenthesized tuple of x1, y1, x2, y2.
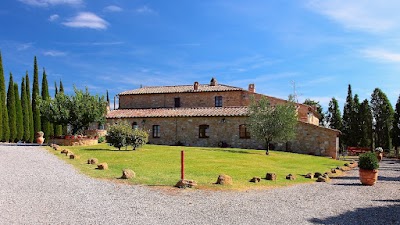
(0, 145, 399, 225)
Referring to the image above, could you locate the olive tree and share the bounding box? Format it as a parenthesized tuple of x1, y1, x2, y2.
(38, 87, 107, 135)
(247, 96, 297, 155)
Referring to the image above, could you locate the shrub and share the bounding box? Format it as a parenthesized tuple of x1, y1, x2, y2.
(358, 152, 379, 170)
(127, 129, 148, 150)
(106, 121, 148, 150)
(98, 136, 105, 143)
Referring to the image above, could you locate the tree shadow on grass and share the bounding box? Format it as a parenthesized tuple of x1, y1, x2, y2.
(198, 148, 257, 154)
(309, 204, 400, 224)
(82, 148, 133, 152)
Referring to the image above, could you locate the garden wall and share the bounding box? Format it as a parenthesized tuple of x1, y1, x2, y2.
(49, 138, 98, 146)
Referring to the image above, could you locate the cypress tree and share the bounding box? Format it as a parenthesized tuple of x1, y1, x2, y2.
(2, 105, 9, 142)
(59, 80, 67, 135)
(106, 90, 110, 104)
(371, 88, 394, 150)
(41, 68, 50, 141)
(55, 81, 58, 95)
(359, 99, 373, 148)
(326, 97, 342, 130)
(0, 52, 3, 140)
(342, 84, 355, 147)
(353, 94, 362, 145)
(393, 95, 400, 156)
(32, 56, 41, 135)
(26, 72, 34, 142)
(54, 81, 63, 136)
(0, 52, 9, 141)
(14, 83, 23, 141)
(21, 78, 30, 142)
(59, 80, 64, 93)
(7, 73, 16, 142)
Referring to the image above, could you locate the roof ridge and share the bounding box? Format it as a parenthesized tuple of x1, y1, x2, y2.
(119, 83, 244, 95)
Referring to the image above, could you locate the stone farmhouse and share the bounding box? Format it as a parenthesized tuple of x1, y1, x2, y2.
(106, 78, 340, 159)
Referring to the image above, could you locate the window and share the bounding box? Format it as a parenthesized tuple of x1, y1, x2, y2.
(152, 125, 160, 138)
(132, 122, 138, 130)
(215, 96, 223, 107)
(174, 97, 181, 107)
(239, 124, 250, 139)
(199, 125, 209, 138)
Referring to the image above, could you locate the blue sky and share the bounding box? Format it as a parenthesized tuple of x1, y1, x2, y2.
(1, 0, 400, 111)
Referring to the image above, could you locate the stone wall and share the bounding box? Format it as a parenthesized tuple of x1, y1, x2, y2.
(119, 91, 319, 124)
(119, 91, 247, 109)
(107, 116, 339, 158)
(49, 137, 98, 146)
(277, 122, 339, 159)
(84, 129, 107, 137)
(108, 116, 259, 148)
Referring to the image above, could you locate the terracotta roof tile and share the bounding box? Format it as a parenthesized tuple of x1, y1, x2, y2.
(119, 84, 243, 95)
(106, 107, 249, 119)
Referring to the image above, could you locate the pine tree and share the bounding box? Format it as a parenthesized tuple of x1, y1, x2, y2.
(359, 99, 373, 148)
(342, 84, 357, 147)
(21, 78, 30, 142)
(371, 88, 394, 150)
(326, 97, 342, 130)
(0, 52, 9, 141)
(26, 72, 34, 142)
(32, 56, 41, 136)
(14, 83, 23, 141)
(393, 95, 400, 156)
(41, 68, 50, 141)
(7, 73, 17, 142)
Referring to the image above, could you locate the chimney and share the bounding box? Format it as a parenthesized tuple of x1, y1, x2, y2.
(210, 77, 217, 86)
(194, 81, 199, 90)
(248, 83, 255, 93)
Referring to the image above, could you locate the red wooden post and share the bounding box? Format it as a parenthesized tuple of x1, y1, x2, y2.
(181, 150, 185, 180)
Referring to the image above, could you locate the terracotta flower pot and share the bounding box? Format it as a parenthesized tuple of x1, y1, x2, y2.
(36, 137, 45, 145)
(359, 169, 378, 186)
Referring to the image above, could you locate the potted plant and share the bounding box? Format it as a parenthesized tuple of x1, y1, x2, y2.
(358, 152, 379, 185)
(36, 131, 45, 145)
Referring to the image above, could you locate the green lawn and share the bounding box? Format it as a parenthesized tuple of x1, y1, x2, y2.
(45, 143, 345, 190)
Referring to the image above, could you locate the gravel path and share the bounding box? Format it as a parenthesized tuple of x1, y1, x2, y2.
(0, 146, 399, 225)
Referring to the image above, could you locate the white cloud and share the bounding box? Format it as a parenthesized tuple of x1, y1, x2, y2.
(135, 6, 156, 14)
(19, 0, 82, 7)
(104, 5, 122, 12)
(48, 14, 59, 21)
(361, 48, 400, 63)
(62, 12, 109, 30)
(307, 0, 400, 33)
(43, 50, 66, 56)
(17, 43, 33, 51)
